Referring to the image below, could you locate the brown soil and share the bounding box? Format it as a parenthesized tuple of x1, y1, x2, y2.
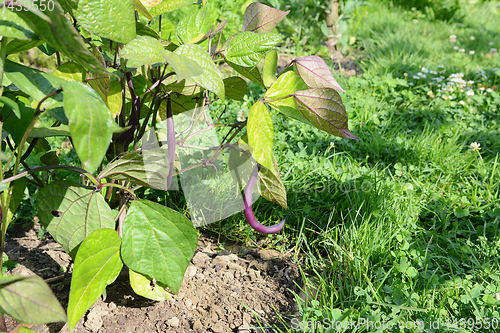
(3, 224, 302, 333)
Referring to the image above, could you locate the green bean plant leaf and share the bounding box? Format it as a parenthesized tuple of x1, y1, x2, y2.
(161, 50, 203, 81)
(242, 2, 290, 33)
(294, 88, 358, 139)
(36, 181, 116, 255)
(148, 0, 193, 17)
(226, 61, 264, 86)
(247, 101, 277, 175)
(129, 269, 170, 301)
(176, 5, 213, 44)
(120, 200, 198, 294)
(0, 275, 66, 325)
(67, 229, 123, 332)
(62, 81, 116, 174)
(223, 77, 247, 101)
(0, 10, 37, 40)
(74, 0, 136, 44)
(224, 31, 281, 67)
(121, 36, 165, 69)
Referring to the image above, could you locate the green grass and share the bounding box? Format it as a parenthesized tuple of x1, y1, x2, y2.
(198, 1, 500, 332)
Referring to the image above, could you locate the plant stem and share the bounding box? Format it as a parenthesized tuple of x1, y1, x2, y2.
(0, 36, 7, 97)
(1, 165, 98, 186)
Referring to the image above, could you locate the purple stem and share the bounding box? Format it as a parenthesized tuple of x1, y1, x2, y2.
(243, 166, 286, 234)
(166, 96, 174, 189)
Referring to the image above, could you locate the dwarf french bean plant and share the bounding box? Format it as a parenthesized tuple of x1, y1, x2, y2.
(0, 0, 357, 330)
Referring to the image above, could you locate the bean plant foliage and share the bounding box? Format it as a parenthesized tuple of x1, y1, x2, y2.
(0, 0, 357, 330)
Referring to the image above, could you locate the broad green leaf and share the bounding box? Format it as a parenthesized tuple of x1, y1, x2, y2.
(164, 78, 203, 95)
(227, 61, 264, 86)
(98, 150, 173, 191)
(9, 1, 108, 74)
(87, 46, 110, 107)
(129, 269, 169, 301)
(139, 0, 161, 7)
(161, 50, 203, 81)
(265, 71, 307, 100)
(6, 178, 28, 224)
(1, 96, 35, 144)
(136, 22, 160, 39)
(0, 96, 21, 118)
(108, 80, 123, 118)
(0, 183, 8, 193)
(0, 10, 37, 39)
(18, 327, 37, 333)
(258, 162, 287, 209)
(176, 5, 213, 44)
(67, 229, 122, 331)
(121, 36, 165, 69)
(36, 181, 116, 254)
(148, 0, 193, 17)
(242, 2, 289, 33)
(4, 60, 65, 109)
(134, 0, 154, 20)
(29, 126, 71, 138)
(6, 39, 44, 55)
(74, 0, 135, 44)
(160, 92, 203, 115)
(151, 17, 177, 42)
(40, 151, 60, 165)
(175, 44, 225, 101)
(62, 81, 116, 173)
(223, 77, 247, 101)
(293, 56, 346, 93)
(247, 101, 276, 175)
(53, 62, 86, 82)
(262, 50, 277, 87)
(225, 31, 281, 67)
(0, 275, 66, 325)
(294, 88, 358, 139)
(121, 199, 197, 294)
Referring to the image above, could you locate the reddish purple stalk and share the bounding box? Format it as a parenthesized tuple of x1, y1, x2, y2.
(166, 96, 174, 189)
(243, 166, 286, 234)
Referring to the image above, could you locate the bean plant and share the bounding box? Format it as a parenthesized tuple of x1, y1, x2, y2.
(0, 0, 357, 330)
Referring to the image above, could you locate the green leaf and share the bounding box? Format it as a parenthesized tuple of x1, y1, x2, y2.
(225, 31, 281, 67)
(262, 50, 277, 87)
(4, 60, 65, 109)
(52, 62, 87, 82)
(0, 9, 37, 39)
(294, 88, 358, 139)
(176, 5, 213, 44)
(74, 0, 135, 44)
(160, 92, 203, 115)
(151, 17, 177, 42)
(87, 46, 110, 107)
(258, 164, 287, 209)
(121, 36, 165, 69)
(6, 39, 44, 55)
(108, 80, 123, 118)
(134, 0, 154, 20)
(1, 96, 35, 144)
(227, 61, 264, 86)
(0, 275, 66, 325)
(120, 199, 197, 294)
(0, 96, 21, 118)
(161, 50, 203, 81)
(247, 101, 276, 175)
(223, 77, 247, 101)
(136, 21, 160, 39)
(242, 2, 289, 33)
(67, 229, 122, 331)
(9, 1, 108, 74)
(18, 327, 37, 333)
(175, 44, 225, 101)
(148, 0, 193, 17)
(36, 181, 116, 254)
(40, 151, 60, 165)
(164, 78, 203, 96)
(7, 178, 28, 223)
(129, 269, 170, 301)
(265, 71, 307, 100)
(29, 126, 71, 138)
(0, 183, 8, 194)
(62, 81, 116, 173)
(98, 150, 173, 191)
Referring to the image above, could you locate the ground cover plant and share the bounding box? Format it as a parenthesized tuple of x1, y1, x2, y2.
(0, 0, 360, 331)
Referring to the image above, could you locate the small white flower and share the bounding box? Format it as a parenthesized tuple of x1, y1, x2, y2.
(454, 46, 459, 50)
(486, 88, 493, 93)
(459, 100, 465, 105)
(468, 80, 475, 85)
(237, 110, 247, 122)
(448, 95, 454, 100)
(470, 142, 481, 152)
(437, 65, 445, 68)
(442, 95, 448, 100)
(493, 68, 500, 72)
(422, 67, 428, 73)
(479, 87, 485, 91)
(470, 36, 475, 40)
(330, 142, 335, 148)
(491, 48, 498, 53)
(413, 75, 420, 79)
(459, 48, 465, 53)
(450, 35, 457, 42)
(469, 50, 475, 55)
(467, 90, 475, 96)
(489, 42, 495, 46)
(413, 19, 418, 24)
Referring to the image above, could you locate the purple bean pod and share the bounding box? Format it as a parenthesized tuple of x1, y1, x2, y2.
(166, 96, 174, 189)
(243, 166, 286, 234)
